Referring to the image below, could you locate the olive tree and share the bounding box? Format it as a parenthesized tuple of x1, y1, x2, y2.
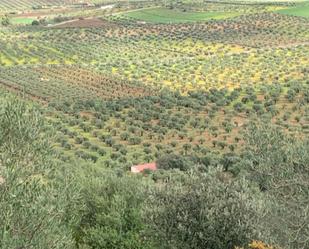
(73, 164, 152, 249)
(144, 167, 269, 249)
(0, 97, 80, 249)
(242, 122, 309, 249)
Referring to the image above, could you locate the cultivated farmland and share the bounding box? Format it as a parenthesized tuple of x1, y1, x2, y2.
(122, 7, 240, 23)
(276, 2, 309, 17)
(0, 0, 308, 164)
(1, 1, 309, 248)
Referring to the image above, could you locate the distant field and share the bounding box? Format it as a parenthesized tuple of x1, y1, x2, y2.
(123, 8, 239, 23)
(277, 5, 309, 17)
(11, 17, 35, 24)
(0, 0, 125, 12)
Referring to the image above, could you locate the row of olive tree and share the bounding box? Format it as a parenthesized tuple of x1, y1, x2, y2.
(1, 97, 307, 249)
(72, 124, 308, 249)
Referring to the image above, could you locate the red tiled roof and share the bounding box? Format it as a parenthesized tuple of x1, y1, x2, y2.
(131, 163, 157, 173)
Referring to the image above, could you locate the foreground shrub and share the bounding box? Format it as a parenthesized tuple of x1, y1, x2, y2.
(74, 165, 152, 249)
(0, 98, 80, 249)
(144, 167, 269, 249)
(243, 123, 309, 249)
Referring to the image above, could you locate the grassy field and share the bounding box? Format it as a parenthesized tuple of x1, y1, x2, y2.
(277, 4, 309, 17)
(11, 17, 35, 24)
(123, 8, 239, 23)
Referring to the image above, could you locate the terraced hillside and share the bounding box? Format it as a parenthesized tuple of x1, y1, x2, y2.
(1, 1, 309, 249)
(1, 0, 78, 11)
(0, 0, 139, 12)
(0, 0, 309, 163)
(0, 0, 308, 164)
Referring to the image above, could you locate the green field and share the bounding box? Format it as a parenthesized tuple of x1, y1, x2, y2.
(123, 8, 239, 23)
(277, 4, 309, 17)
(11, 17, 35, 24)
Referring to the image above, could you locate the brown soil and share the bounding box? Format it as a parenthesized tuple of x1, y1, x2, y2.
(80, 111, 94, 119)
(52, 17, 115, 29)
(0, 80, 48, 104)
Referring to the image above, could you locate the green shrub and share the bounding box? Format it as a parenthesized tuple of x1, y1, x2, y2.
(145, 167, 269, 249)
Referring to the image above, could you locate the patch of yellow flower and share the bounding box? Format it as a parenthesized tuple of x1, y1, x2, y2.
(111, 67, 118, 74)
(265, 6, 288, 12)
(235, 240, 280, 249)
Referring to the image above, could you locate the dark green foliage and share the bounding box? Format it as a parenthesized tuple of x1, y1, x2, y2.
(128, 136, 142, 145)
(156, 154, 194, 171)
(74, 166, 151, 249)
(242, 123, 309, 249)
(145, 167, 268, 249)
(0, 97, 80, 249)
(1, 15, 10, 26)
(32, 20, 40, 25)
